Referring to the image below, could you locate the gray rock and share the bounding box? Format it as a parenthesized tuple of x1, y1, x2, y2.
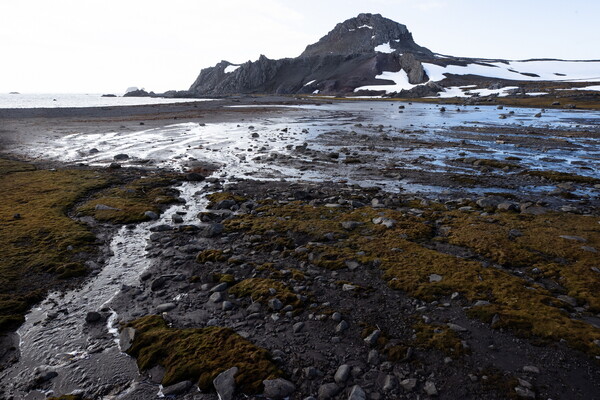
(213, 367, 238, 400)
(515, 386, 536, 398)
(171, 214, 184, 223)
(336, 320, 349, 333)
(293, 322, 305, 333)
(209, 292, 224, 303)
(383, 375, 397, 391)
(201, 223, 224, 238)
(144, 211, 159, 220)
(334, 364, 351, 384)
(149, 224, 173, 232)
(341, 221, 362, 230)
(157, 303, 176, 313)
(34, 366, 58, 383)
(364, 329, 381, 346)
(331, 312, 342, 322)
(557, 295, 577, 307)
(348, 385, 367, 400)
(269, 298, 283, 311)
(113, 153, 129, 161)
(85, 311, 102, 323)
(400, 378, 417, 391)
(559, 235, 586, 242)
(215, 199, 237, 210)
(263, 378, 296, 399)
(95, 204, 120, 211)
(162, 380, 193, 396)
(447, 323, 467, 332)
(211, 282, 229, 292)
(367, 349, 379, 365)
(119, 327, 136, 352)
(318, 383, 341, 399)
(497, 202, 517, 211)
(222, 301, 234, 311)
(424, 381, 438, 396)
(429, 274, 443, 283)
(523, 365, 540, 374)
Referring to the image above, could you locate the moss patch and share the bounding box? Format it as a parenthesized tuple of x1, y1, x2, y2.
(413, 322, 467, 356)
(196, 249, 227, 263)
(125, 315, 280, 393)
(77, 176, 180, 223)
(0, 158, 110, 331)
(230, 278, 301, 308)
(206, 192, 247, 207)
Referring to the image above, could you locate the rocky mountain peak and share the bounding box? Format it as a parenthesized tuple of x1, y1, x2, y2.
(300, 13, 432, 58)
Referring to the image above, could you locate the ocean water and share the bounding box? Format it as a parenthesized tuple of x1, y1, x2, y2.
(0, 93, 209, 109)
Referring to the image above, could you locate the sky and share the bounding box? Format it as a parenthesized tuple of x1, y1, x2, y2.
(1, 0, 599, 94)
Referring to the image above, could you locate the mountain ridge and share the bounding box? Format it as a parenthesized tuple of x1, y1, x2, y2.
(185, 13, 600, 98)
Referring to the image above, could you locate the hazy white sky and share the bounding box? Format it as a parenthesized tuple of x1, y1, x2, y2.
(1, 0, 598, 93)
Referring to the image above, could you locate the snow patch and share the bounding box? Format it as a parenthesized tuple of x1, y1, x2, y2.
(374, 42, 394, 54)
(313, 89, 320, 94)
(423, 60, 600, 82)
(435, 85, 518, 98)
(304, 80, 316, 87)
(562, 85, 600, 91)
(224, 65, 240, 74)
(354, 70, 417, 93)
(358, 24, 373, 29)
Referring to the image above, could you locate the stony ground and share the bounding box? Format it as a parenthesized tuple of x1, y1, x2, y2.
(1, 98, 599, 400)
(103, 178, 600, 400)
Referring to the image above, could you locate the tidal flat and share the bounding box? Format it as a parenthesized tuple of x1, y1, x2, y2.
(0, 97, 598, 399)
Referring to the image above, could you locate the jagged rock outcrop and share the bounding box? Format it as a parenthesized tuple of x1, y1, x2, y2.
(189, 13, 434, 96)
(300, 13, 432, 58)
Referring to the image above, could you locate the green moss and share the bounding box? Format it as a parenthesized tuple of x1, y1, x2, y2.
(230, 278, 301, 308)
(0, 159, 110, 332)
(77, 177, 179, 223)
(125, 315, 280, 393)
(206, 192, 247, 207)
(0, 158, 36, 174)
(522, 170, 599, 184)
(385, 345, 409, 361)
(196, 249, 227, 263)
(413, 322, 467, 356)
(213, 273, 236, 285)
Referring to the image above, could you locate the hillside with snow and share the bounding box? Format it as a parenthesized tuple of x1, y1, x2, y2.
(187, 13, 600, 100)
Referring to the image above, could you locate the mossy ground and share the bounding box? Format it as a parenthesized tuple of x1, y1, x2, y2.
(229, 278, 302, 309)
(76, 175, 180, 223)
(0, 157, 181, 333)
(221, 197, 600, 357)
(413, 321, 467, 356)
(0, 158, 110, 331)
(125, 315, 281, 393)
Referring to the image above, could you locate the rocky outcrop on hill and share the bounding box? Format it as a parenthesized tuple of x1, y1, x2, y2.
(300, 13, 433, 58)
(189, 13, 434, 96)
